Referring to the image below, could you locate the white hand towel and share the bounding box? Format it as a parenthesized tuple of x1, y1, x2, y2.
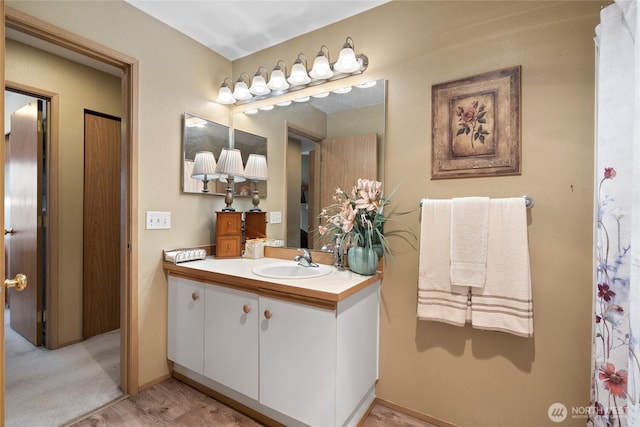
(417, 199, 469, 326)
(471, 198, 533, 337)
(450, 197, 490, 288)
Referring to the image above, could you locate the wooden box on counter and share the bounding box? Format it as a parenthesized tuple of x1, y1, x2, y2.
(215, 211, 242, 258)
(244, 211, 267, 241)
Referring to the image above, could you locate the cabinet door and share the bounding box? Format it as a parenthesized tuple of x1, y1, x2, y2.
(259, 297, 337, 426)
(167, 276, 204, 375)
(204, 285, 259, 400)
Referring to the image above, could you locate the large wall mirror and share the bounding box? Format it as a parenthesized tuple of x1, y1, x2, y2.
(182, 113, 267, 197)
(232, 79, 386, 249)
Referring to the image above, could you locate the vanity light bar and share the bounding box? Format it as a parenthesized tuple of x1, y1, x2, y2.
(215, 37, 369, 106)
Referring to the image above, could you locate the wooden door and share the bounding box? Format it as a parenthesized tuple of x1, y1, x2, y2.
(83, 110, 121, 338)
(7, 101, 43, 346)
(319, 132, 378, 224)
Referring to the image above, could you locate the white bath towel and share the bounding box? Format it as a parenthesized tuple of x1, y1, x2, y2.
(417, 199, 469, 326)
(450, 197, 489, 288)
(471, 198, 533, 337)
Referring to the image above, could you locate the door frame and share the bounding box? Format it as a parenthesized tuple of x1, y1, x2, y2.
(2, 5, 139, 409)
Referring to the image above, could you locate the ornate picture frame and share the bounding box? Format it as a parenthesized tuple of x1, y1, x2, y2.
(431, 66, 521, 179)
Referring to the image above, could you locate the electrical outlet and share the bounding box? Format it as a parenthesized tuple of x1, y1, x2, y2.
(146, 211, 171, 229)
(269, 211, 282, 224)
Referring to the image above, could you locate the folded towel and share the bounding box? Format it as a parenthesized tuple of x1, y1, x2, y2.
(450, 197, 490, 288)
(417, 199, 469, 326)
(471, 198, 533, 337)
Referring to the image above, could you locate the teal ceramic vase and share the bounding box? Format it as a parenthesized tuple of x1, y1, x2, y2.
(347, 246, 378, 276)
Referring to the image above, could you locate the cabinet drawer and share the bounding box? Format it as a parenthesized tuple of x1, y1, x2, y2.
(216, 212, 242, 235)
(216, 236, 241, 257)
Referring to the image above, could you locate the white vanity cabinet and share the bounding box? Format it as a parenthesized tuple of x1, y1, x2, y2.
(166, 258, 380, 427)
(203, 284, 259, 400)
(167, 276, 205, 375)
(259, 296, 337, 426)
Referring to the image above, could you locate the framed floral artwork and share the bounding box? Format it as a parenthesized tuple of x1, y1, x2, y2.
(431, 66, 521, 179)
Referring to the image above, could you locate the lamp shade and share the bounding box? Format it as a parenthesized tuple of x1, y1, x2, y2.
(215, 84, 235, 104)
(249, 74, 270, 96)
(244, 154, 268, 181)
(215, 148, 245, 178)
(233, 81, 252, 101)
(334, 41, 359, 73)
(267, 68, 289, 91)
(310, 54, 333, 80)
(288, 62, 311, 85)
(191, 151, 218, 180)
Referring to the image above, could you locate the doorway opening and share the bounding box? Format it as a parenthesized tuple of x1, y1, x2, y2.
(2, 7, 139, 425)
(286, 126, 321, 250)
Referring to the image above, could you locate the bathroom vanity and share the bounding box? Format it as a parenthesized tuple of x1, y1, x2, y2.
(163, 255, 381, 427)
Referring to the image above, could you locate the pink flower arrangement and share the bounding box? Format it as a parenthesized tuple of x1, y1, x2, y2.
(317, 178, 414, 262)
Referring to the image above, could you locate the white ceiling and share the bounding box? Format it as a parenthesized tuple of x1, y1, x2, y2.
(124, 0, 389, 60)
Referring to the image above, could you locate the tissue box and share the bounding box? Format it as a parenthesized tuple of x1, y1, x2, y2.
(244, 239, 265, 259)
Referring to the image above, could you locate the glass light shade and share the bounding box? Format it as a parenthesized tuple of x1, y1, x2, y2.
(215, 148, 245, 178)
(233, 81, 252, 101)
(333, 46, 359, 73)
(267, 69, 289, 91)
(244, 154, 268, 180)
(216, 85, 235, 104)
(191, 151, 218, 180)
(309, 55, 333, 80)
(356, 81, 377, 89)
(287, 62, 311, 85)
(249, 75, 270, 96)
(333, 86, 352, 94)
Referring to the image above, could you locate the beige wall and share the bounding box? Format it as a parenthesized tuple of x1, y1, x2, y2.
(229, 2, 604, 425)
(6, 1, 604, 425)
(5, 39, 121, 345)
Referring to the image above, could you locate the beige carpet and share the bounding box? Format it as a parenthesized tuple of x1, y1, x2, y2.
(5, 308, 123, 427)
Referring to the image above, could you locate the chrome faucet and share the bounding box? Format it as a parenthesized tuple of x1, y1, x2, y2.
(295, 248, 318, 267)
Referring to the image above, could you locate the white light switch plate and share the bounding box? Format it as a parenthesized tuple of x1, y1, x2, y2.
(270, 211, 282, 224)
(146, 211, 171, 229)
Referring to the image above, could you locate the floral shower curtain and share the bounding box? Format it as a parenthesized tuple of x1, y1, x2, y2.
(592, 1, 640, 426)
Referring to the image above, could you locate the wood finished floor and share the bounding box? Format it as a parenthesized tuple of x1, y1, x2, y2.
(71, 378, 437, 427)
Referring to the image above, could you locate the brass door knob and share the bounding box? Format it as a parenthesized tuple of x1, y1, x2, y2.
(243, 304, 251, 314)
(4, 274, 27, 291)
(264, 309, 272, 319)
(191, 292, 199, 301)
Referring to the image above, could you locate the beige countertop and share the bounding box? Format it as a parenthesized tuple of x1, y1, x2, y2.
(164, 256, 382, 309)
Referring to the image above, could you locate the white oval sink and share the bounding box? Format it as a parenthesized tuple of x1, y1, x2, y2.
(252, 261, 332, 279)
